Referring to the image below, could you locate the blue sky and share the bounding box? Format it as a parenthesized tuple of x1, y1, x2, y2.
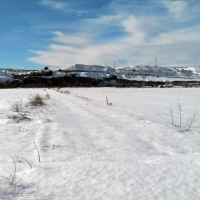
(0, 0, 200, 69)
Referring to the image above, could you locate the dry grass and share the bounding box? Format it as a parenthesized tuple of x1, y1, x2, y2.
(29, 94, 45, 107)
(8, 99, 29, 123)
(45, 93, 50, 99)
(8, 99, 24, 114)
(8, 114, 29, 123)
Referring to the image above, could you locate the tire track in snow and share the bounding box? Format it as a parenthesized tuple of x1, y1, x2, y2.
(34, 90, 200, 200)
(3, 89, 199, 200)
(44, 90, 176, 164)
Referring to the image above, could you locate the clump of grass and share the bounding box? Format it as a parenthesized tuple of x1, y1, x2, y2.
(8, 98, 29, 123)
(8, 98, 24, 114)
(45, 93, 50, 99)
(1, 157, 21, 185)
(29, 94, 45, 107)
(8, 114, 29, 124)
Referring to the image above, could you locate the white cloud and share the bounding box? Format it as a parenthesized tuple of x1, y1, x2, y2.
(152, 26, 200, 45)
(121, 15, 160, 45)
(85, 14, 160, 45)
(86, 14, 122, 25)
(40, 0, 66, 10)
(28, 30, 130, 67)
(28, 25, 200, 68)
(121, 16, 145, 44)
(162, 0, 188, 20)
(52, 31, 90, 45)
(28, 2, 200, 68)
(77, 10, 87, 17)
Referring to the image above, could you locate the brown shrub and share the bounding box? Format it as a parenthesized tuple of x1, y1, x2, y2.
(29, 94, 45, 107)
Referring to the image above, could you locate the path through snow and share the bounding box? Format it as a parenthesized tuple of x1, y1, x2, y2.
(1, 88, 200, 199)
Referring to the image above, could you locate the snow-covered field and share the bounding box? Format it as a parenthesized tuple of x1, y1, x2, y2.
(1, 88, 200, 199)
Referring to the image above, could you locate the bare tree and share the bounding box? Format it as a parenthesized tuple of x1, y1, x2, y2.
(170, 103, 198, 133)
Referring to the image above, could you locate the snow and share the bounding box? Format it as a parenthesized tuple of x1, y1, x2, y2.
(0, 70, 13, 83)
(63, 71, 109, 80)
(115, 65, 200, 82)
(2, 65, 200, 83)
(67, 64, 116, 73)
(64, 65, 200, 82)
(1, 88, 200, 199)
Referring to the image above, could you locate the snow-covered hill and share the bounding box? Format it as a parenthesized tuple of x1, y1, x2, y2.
(64, 64, 200, 82)
(67, 64, 116, 73)
(114, 65, 200, 81)
(0, 70, 12, 83)
(2, 65, 200, 84)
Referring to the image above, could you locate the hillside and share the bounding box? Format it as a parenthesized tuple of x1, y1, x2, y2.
(0, 70, 13, 83)
(61, 64, 200, 82)
(1, 65, 200, 87)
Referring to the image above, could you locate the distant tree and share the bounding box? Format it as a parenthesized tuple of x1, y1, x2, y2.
(44, 66, 49, 70)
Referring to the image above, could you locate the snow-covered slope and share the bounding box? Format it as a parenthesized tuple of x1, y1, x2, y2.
(1, 88, 200, 199)
(115, 65, 200, 81)
(173, 66, 200, 77)
(64, 64, 116, 80)
(0, 70, 12, 83)
(67, 64, 116, 73)
(64, 64, 200, 82)
(2, 65, 200, 83)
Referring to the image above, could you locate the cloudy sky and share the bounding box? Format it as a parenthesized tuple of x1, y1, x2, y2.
(0, 0, 200, 69)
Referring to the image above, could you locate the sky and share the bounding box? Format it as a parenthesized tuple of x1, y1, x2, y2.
(0, 0, 200, 69)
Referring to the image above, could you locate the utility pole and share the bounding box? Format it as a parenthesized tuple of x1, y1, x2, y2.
(155, 56, 157, 67)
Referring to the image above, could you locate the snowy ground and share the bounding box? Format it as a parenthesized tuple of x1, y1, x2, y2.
(1, 88, 200, 199)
